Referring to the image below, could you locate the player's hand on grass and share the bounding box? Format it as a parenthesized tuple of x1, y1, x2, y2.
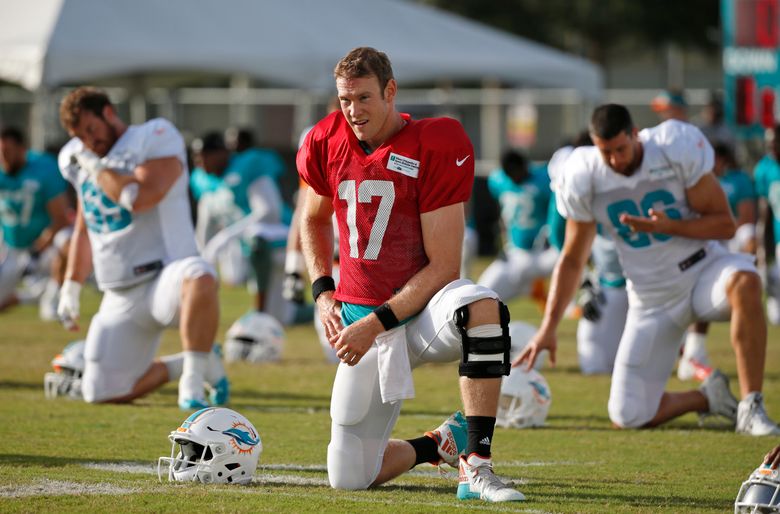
(514, 328, 557, 371)
(57, 279, 82, 332)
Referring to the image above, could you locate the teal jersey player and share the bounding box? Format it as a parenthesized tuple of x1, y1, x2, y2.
(222, 149, 283, 216)
(0, 151, 67, 249)
(230, 148, 291, 223)
(754, 155, 780, 237)
(719, 168, 756, 218)
(189, 167, 222, 202)
(488, 162, 551, 250)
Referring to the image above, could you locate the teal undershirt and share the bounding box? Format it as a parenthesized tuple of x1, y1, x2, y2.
(341, 302, 413, 327)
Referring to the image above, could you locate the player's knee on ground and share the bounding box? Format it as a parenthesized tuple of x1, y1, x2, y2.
(82, 317, 134, 404)
(327, 432, 372, 490)
(456, 300, 511, 378)
(608, 392, 655, 428)
(327, 350, 398, 490)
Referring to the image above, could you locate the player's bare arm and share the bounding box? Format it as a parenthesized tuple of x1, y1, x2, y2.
(63, 207, 93, 285)
(58, 207, 93, 331)
(736, 197, 757, 227)
(95, 156, 182, 212)
(515, 218, 596, 370)
(620, 173, 736, 240)
(32, 193, 70, 253)
(300, 186, 341, 342)
(331, 202, 464, 366)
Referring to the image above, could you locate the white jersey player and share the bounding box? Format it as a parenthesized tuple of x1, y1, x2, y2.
(549, 138, 626, 375)
(56, 87, 227, 410)
(517, 104, 779, 436)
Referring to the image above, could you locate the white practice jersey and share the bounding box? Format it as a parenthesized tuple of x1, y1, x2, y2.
(557, 120, 717, 307)
(59, 118, 198, 290)
(547, 145, 573, 192)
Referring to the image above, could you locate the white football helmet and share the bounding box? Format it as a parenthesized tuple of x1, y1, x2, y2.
(158, 407, 262, 485)
(735, 465, 780, 513)
(224, 312, 285, 363)
(509, 321, 546, 370)
(43, 340, 85, 399)
(496, 367, 551, 429)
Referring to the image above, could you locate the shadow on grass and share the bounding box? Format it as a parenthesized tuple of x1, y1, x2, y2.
(527, 490, 728, 511)
(0, 380, 41, 391)
(0, 453, 149, 468)
(0, 453, 732, 509)
(155, 387, 332, 403)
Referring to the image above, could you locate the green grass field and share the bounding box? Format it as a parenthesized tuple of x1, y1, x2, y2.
(1, 264, 778, 513)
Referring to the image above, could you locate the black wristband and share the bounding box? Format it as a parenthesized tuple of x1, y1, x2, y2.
(311, 275, 336, 302)
(373, 302, 400, 331)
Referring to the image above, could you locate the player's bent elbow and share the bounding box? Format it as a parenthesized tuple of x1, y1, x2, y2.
(722, 220, 737, 240)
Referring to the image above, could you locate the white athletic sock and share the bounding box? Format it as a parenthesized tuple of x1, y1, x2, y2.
(683, 332, 707, 357)
(179, 351, 209, 402)
(160, 353, 184, 381)
(205, 346, 226, 385)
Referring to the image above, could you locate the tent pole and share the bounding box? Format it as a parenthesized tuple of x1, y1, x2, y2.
(30, 87, 50, 151)
(292, 91, 315, 148)
(480, 79, 502, 174)
(229, 73, 251, 128)
(128, 76, 147, 125)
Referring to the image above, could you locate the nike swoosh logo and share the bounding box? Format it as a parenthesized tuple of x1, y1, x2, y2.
(456, 155, 470, 167)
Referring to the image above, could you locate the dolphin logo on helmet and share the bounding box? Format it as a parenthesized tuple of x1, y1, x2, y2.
(159, 407, 262, 485)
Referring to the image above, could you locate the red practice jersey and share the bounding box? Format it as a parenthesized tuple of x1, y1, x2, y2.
(297, 111, 474, 305)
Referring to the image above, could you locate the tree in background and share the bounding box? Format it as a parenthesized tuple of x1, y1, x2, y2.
(417, 0, 720, 65)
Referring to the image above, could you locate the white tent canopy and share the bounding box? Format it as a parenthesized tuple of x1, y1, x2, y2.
(0, 0, 602, 99)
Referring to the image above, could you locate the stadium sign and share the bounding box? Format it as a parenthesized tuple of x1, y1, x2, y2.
(722, 0, 780, 137)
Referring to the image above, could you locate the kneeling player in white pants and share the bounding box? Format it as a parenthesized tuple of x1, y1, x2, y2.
(77, 256, 226, 405)
(607, 247, 757, 428)
(519, 105, 778, 436)
(57, 86, 228, 410)
(327, 280, 506, 490)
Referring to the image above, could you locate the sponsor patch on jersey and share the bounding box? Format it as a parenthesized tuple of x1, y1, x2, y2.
(387, 153, 420, 178)
(648, 166, 675, 181)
